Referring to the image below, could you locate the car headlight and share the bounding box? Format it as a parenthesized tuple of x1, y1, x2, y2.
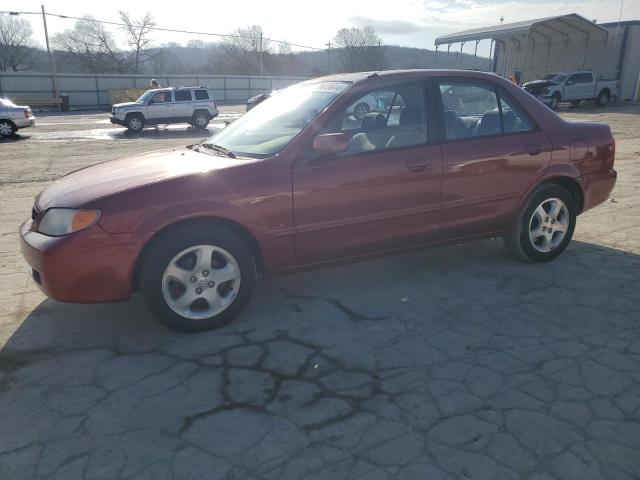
(38, 208, 100, 236)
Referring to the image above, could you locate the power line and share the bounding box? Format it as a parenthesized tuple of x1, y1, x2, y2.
(0, 10, 325, 51)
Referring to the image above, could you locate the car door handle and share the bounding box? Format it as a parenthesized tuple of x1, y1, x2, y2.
(525, 144, 541, 156)
(405, 158, 431, 172)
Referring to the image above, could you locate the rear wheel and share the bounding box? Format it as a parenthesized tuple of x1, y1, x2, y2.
(126, 114, 144, 132)
(504, 184, 576, 263)
(0, 120, 16, 137)
(596, 90, 610, 107)
(192, 111, 210, 129)
(141, 224, 256, 332)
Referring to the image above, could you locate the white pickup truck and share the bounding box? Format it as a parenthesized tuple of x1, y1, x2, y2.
(523, 71, 617, 110)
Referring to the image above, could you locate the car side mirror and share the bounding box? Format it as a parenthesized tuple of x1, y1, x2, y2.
(312, 133, 349, 156)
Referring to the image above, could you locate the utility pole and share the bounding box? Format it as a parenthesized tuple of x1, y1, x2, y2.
(41, 4, 59, 97)
(326, 41, 331, 74)
(258, 32, 263, 76)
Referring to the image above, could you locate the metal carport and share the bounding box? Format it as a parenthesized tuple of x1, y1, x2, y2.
(435, 14, 610, 83)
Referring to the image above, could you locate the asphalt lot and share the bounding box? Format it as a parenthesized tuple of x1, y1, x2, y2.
(1, 103, 639, 479)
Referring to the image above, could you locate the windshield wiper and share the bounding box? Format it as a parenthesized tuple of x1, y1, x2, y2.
(199, 143, 236, 158)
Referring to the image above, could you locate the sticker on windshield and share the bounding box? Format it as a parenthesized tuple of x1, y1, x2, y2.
(313, 82, 349, 94)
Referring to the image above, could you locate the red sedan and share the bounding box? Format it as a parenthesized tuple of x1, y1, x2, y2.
(20, 70, 616, 332)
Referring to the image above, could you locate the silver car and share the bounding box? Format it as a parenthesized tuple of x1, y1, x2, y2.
(0, 99, 36, 137)
(110, 87, 219, 132)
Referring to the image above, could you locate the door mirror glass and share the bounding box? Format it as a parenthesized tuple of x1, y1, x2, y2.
(313, 133, 349, 155)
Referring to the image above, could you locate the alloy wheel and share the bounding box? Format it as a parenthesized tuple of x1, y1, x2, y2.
(0, 121, 14, 136)
(528, 198, 569, 253)
(161, 244, 241, 320)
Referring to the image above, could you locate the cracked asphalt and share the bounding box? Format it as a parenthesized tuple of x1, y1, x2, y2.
(1, 104, 639, 479)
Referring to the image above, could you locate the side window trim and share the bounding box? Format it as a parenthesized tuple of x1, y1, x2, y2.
(434, 77, 537, 143)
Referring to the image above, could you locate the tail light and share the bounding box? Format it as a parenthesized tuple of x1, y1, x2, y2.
(213, 100, 217, 109)
(24, 108, 31, 118)
(610, 136, 616, 168)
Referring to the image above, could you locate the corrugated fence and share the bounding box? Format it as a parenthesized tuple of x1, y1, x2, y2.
(0, 72, 309, 108)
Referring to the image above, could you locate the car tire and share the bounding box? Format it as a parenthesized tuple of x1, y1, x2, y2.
(570, 100, 581, 107)
(126, 114, 144, 132)
(353, 102, 370, 120)
(549, 93, 561, 110)
(0, 120, 16, 137)
(503, 184, 576, 263)
(141, 223, 256, 333)
(596, 90, 610, 107)
(192, 111, 210, 129)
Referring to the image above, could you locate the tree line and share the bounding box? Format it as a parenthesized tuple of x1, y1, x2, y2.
(0, 13, 388, 75)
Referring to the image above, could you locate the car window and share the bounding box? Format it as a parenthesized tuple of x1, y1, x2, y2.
(174, 90, 192, 102)
(578, 73, 593, 83)
(194, 90, 209, 101)
(499, 94, 534, 133)
(150, 91, 171, 103)
(325, 84, 426, 155)
(439, 83, 500, 139)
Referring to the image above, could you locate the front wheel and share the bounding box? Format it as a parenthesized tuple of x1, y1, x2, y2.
(141, 224, 256, 332)
(549, 93, 560, 110)
(126, 114, 144, 132)
(504, 184, 576, 263)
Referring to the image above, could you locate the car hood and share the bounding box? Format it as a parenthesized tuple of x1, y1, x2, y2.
(36, 148, 249, 210)
(113, 101, 139, 109)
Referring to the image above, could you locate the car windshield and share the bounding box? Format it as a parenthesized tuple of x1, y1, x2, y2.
(543, 74, 567, 83)
(136, 91, 155, 103)
(205, 81, 350, 158)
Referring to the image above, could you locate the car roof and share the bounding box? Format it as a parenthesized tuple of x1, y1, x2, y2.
(305, 69, 505, 85)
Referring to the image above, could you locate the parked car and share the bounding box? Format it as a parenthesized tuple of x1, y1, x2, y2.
(21, 70, 616, 332)
(0, 98, 36, 137)
(523, 71, 617, 109)
(245, 92, 271, 111)
(110, 87, 218, 132)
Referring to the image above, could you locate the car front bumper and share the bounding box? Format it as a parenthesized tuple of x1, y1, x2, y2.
(19, 219, 147, 303)
(110, 116, 126, 126)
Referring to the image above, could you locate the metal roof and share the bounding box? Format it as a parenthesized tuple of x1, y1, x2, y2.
(435, 13, 608, 45)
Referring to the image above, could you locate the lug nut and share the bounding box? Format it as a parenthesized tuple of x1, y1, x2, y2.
(545, 217, 549, 222)
(551, 219, 555, 224)
(202, 270, 209, 277)
(208, 281, 215, 288)
(195, 287, 203, 295)
(190, 276, 197, 283)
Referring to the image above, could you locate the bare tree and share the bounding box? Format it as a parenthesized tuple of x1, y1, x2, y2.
(218, 25, 271, 74)
(333, 26, 384, 72)
(52, 16, 126, 73)
(0, 16, 36, 71)
(119, 11, 156, 73)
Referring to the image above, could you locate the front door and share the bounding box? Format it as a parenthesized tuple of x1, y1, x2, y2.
(436, 80, 552, 238)
(145, 90, 174, 121)
(292, 82, 442, 265)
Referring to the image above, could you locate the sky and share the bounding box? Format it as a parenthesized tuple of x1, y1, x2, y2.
(8, 0, 640, 57)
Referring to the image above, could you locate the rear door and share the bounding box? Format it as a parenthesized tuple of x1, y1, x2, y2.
(436, 80, 552, 238)
(173, 89, 194, 119)
(145, 90, 174, 121)
(292, 81, 442, 264)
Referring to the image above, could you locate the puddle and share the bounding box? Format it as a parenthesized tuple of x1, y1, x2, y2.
(26, 123, 228, 142)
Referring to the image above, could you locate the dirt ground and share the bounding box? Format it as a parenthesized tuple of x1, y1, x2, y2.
(0, 103, 639, 479)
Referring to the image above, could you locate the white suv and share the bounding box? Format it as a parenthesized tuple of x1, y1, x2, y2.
(111, 87, 218, 132)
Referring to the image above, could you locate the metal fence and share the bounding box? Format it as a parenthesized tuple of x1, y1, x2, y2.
(0, 72, 309, 109)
